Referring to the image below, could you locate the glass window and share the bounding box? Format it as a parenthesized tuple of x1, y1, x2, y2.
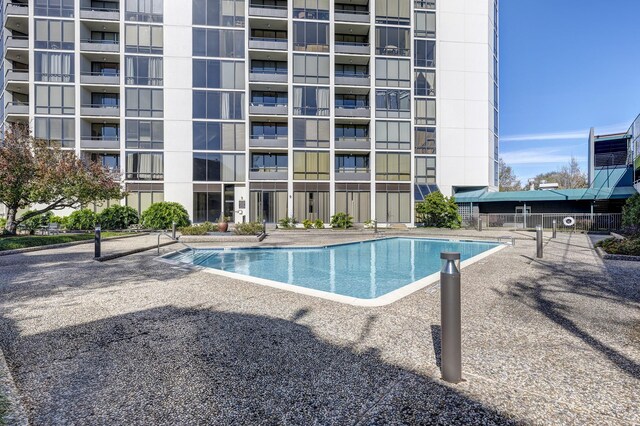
(293, 22, 329, 52)
(127, 190, 164, 215)
(335, 63, 369, 77)
(193, 191, 222, 223)
(293, 119, 329, 148)
(193, 153, 244, 181)
(193, 0, 245, 27)
(293, 54, 330, 84)
(193, 59, 245, 89)
(125, 88, 164, 117)
(376, 121, 411, 150)
(125, 0, 163, 22)
(375, 58, 410, 87)
(414, 40, 436, 67)
(293, 151, 330, 180)
(126, 120, 164, 149)
(250, 60, 287, 75)
(193, 122, 245, 150)
(335, 187, 370, 223)
(193, 28, 245, 58)
(415, 127, 436, 154)
(34, 117, 75, 148)
(375, 153, 411, 181)
(251, 122, 288, 138)
(35, 85, 75, 115)
(414, 69, 436, 96)
(293, 190, 330, 222)
(35, 52, 74, 83)
(34, 20, 74, 50)
(125, 24, 163, 54)
(293, 86, 330, 116)
(415, 99, 436, 125)
(375, 0, 410, 25)
(376, 188, 411, 222)
(35, 0, 74, 17)
(125, 56, 163, 86)
(415, 157, 436, 183)
(375, 27, 410, 56)
(251, 153, 288, 172)
(193, 91, 245, 119)
(414, 11, 436, 37)
(335, 155, 369, 172)
(126, 152, 164, 180)
(335, 124, 369, 140)
(375, 90, 411, 118)
(292, 0, 329, 20)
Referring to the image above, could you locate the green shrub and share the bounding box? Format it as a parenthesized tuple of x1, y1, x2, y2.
(278, 216, 298, 229)
(49, 215, 68, 229)
(330, 212, 353, 229)
(20, 210, 53, 234)
(596, 237, 640, 256)
(98, 205, 139, 230)
(199, 221, 219, 232)
(302, 219, 314, 229)
(66, 209, 97, 230)
(415, 192, 462, 229)
(0, 217, 6, 229)
(234, 222, 264, 235)
(313, 219, 324, 229)
(622, 193, 640, 227)
(179, 224, 209, 235)
(141, 202, 190, 230)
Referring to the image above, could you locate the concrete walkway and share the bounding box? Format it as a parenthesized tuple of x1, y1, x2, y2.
(0, 231, 638, 425)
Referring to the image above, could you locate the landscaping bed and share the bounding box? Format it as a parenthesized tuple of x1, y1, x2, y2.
(0, 232, 133, 252)
(595, 236, 640, 257)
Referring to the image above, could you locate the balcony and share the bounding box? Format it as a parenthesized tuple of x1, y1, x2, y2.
(335, 137, 371, 150)
(4, 36, 28, 50)
(80, 39, 120, 53)
(249, 167, 288, 180)
(334, 42, 370, 55)
(335, 73, 370, 86)
(335, 168, 371, 181)
(249, 37, 288, 51)
(335, 106, 371, 118)
(80, 136, 120, 150)
(249, 102, 288, 115)
(5, 69, 29, 83)
(80, 6, 120, 20)
(4, 2, 28, 17)
(334, 10, 370, 23)
(249, 135, 288, 148)
(81, 104, 120, 117)
(4, 101, 29, 116)
(249, 4, 287, 18)
(80, 72, 120, 85)
(249, 69, 287, 83)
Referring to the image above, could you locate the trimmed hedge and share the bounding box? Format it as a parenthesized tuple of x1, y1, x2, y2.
(141, 202, 190, 230)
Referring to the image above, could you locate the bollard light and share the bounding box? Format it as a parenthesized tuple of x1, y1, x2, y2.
(440, 251, 462, 383)
(94, 223, 101, 258)
(263, 219, 267, 235)
(536, 225, 543, 258)
(374, 219, 378, 234)
(552, 220, 557, 239)
(172, 221, 177, 240)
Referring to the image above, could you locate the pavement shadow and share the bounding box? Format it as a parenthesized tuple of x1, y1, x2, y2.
(1, 306, 518, 425)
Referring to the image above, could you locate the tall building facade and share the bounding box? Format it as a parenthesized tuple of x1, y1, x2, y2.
(1, 0, 499, 225)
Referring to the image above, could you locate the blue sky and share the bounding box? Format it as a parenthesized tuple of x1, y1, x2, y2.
(499, 0, 640, 183)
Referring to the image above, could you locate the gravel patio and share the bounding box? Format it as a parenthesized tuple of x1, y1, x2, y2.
(0, 231, 638, 425)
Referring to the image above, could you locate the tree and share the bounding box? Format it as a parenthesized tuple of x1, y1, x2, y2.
(0, 123, 124, 235)
(531, 157, 588, 189)
(498, 157, 522, 191)
(415, 192, 461, 229)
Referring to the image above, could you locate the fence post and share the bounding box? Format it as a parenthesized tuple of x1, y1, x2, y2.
(440, 252, 462, 383)
(172, 221, 176, 240)
(536, 225, 543, 258)
(478, 216, 483, 232)
(94, 223, 101, 259)
(552, 220, 557, 239)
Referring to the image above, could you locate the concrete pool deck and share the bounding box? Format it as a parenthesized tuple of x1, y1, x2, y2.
(0, 231, 638, 424)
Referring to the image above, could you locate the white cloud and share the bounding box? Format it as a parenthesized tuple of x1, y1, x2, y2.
(501, 121, 631, 143)
(501, 146, 587, 165)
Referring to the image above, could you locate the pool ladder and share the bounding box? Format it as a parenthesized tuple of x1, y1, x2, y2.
(157, 231, 194, 255)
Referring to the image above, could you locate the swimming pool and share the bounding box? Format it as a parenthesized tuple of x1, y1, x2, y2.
(163, 238, 504, 306)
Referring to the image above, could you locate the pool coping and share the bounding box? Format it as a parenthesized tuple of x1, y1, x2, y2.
(156, 237, 508, 307)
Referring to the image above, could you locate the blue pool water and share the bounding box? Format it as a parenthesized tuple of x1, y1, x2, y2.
(167, 238, 499, 300)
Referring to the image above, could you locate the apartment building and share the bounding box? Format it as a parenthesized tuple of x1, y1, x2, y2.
(0, 0, 499, 225)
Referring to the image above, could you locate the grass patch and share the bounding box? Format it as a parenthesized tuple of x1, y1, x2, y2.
(0, 232, 134, 252)
(595, 237, 640, 256)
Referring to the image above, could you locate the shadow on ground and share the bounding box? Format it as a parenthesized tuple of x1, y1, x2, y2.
(1, 306, 518, 425)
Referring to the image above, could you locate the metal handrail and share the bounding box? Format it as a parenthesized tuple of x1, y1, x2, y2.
(81, 103, 120, 108)
(5, 68, 28, 76)
(335, 136, 370, 142)
(250, 101, 288, 107)
(79, 6, 120, 12)
(81, 38, 119, 44)
(4, 35, 28, 42)
(81, 71, 120, 76)
(250, 68, 288, 74)
(250, 134, 288, 139)
(5, 101, 29, 107)
(250, 3, 287, 9)
(249, 36, 287, 42)
(335, 41, 370, 47)
(335, 167, 370, 173)
(335, 9, 369, 15)
(250, 166, 288, 173)
(335, 72, 370, 78)
(82, 135, 120, 141)
(336, 105, 371, 110)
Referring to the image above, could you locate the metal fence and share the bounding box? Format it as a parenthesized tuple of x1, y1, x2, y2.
(467, 213, 622, 232)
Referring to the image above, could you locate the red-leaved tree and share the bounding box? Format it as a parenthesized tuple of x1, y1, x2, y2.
(0, 123, 124, 234)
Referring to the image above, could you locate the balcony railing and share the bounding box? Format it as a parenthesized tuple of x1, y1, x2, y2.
(249, 3, 287, 18)
(376, 46, 410, 56)
(4, 35, 28, 50)
(335, 42, 370, 55)
(4, 2, 29, 16)
(5, 101, 29, 115)
(414, 0, 436, 9)
(35, 73, 74, 83)
(335, 105, 371, 117)
(80, 135, 120, 149)
(335, 167, 371, 181)
(249, 69, 288, 83)
(249, 102, 288, 115)
(5, 69, 29, 82)
(249, 37, 288, 51)
(334, 9, 369, 23)
(80, 39, 120, 52)
(249, 134, 288, 148)
(334, 73, 370, 86)
(79, 6, 120, 20)
(249, 166, 288, 180)
(335, 137, 371, 149)
(80, 71, 120, 85)
(81, 103, 120, 117)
